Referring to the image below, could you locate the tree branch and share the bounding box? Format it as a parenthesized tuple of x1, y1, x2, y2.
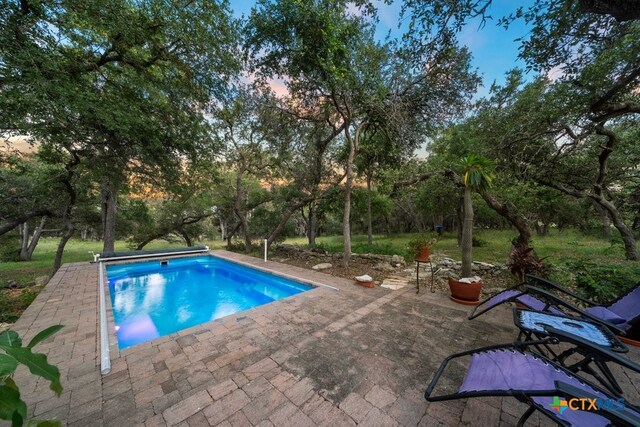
(0, 209, 56, 236)
(593, 124, 618, 195)
(390, 173, 432, 196)
(590, 65, 640, 113)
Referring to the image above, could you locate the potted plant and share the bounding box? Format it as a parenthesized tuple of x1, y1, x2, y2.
(448, 276, 483, 305)
(407, 234, 437, 262)
(447, 156, 494, 305)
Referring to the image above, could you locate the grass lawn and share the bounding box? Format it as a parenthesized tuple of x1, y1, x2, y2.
(1, 229, 637, 322)
(285, 229, 630, 264)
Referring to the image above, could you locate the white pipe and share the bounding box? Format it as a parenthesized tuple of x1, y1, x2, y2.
(264, 239, 268, 262)
(98, 262, 111, 375)
(98, 248, 209, 263)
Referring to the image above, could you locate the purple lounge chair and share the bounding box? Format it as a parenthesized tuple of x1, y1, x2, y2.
(469, 275, 640, 335)
(425, 341, 640, 427)
(467, 282, 563, 319)
(513, 309, 640, 396)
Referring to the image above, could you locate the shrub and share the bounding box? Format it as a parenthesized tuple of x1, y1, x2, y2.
(507, 244, 547, 282)
(407, 234, 437, 256)
(471, 236, 487, 247)
(0, 325, 64, 426)
(551, 259, 639, 303)
(0, 234, 21, 262)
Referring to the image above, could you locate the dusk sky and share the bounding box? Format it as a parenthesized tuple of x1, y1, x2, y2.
(230, 0, 537, 98)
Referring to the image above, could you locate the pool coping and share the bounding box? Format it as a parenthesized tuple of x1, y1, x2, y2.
(100, 250, 344, 369)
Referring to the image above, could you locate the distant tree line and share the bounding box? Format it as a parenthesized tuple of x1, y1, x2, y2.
(1, 0, 638, 274)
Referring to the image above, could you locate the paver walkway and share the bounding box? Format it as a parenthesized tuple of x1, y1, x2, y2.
(9, 251, 640, 426)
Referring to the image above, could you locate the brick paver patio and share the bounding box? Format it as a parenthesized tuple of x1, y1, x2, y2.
(10, 251, 640, 426)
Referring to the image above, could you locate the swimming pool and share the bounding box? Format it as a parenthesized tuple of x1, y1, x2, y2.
(106, 255, 312, 349)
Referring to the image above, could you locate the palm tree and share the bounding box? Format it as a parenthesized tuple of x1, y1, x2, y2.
(460, 155, 494, 277)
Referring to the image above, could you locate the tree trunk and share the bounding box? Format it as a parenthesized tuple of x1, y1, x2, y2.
(456, 199, 463, 247)
(20, 222, 29, 259)
(238, 213, 252, 252)
(538, 181, 638, 260)
(219, 219, 227, 241)
(0, 209, 54, 236)
(594, 196, 639, 260)
(234, 168, 252, 252)
(593, 202, 612, 239)
(535, 223, 543, 236)
(20, 217, 46, 261)
(267, 199, 309, 248)
(366, 172, 373, 245)
(307, 202, 317, 246)
(479, 191, 532, 248)
(223, 222, 241, 250)
(342, 124, 358, 268)
(101, 176, 118, 253)
(461, 186, 474, 277)
(178, 228, 193, 247)
(52, 217, 74, 274)
(135, 234, 164, 250)
(51, 151, 80, 274)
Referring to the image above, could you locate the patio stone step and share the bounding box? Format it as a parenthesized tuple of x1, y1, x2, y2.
(380, 276, 410, 290)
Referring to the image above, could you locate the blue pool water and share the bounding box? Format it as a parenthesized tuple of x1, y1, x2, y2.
(106, 256, 312, 349)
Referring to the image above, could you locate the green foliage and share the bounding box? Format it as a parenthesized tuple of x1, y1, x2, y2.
(407, 234, 438, 256)
(0, 154, 66, 224)
(471, 236, 487, 247)
(350, 188, 393, 233)
(0, 326, 63, 426)
(0, 235, 21, 262)
(250, 205, 294, 243)
(551, 259, 640, 303)
(461, 155, 494, 191)
(314, 240, 411, 259)
(507, 243, 547, 282)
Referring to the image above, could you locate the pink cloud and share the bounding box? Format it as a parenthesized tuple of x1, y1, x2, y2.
(546, 65, 565, 82)
(269, 77, 289, 98)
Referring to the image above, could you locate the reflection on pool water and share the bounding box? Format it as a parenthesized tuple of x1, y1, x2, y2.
(106, 256, 312, 349)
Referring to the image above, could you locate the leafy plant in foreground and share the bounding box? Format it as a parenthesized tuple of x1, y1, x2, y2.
(0, 325, 64, 426)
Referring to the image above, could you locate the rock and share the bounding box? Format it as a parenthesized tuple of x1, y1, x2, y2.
(446, 272, 460, 280)
(312, 263, 333, 270)
(6, 280, 18, 289)
(457, 276, 482, 283)
(473, 261, 494, 268)
(35, 276, 49, 286)
(373, 263, 395, 272)
(434, 268, 453, 277)
(390, 255, 405, 267)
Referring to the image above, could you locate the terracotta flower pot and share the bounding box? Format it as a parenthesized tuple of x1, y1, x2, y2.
(355, 279, 375, 288)
(448, 277, 482, 305)
(414, 247, 431, 262)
